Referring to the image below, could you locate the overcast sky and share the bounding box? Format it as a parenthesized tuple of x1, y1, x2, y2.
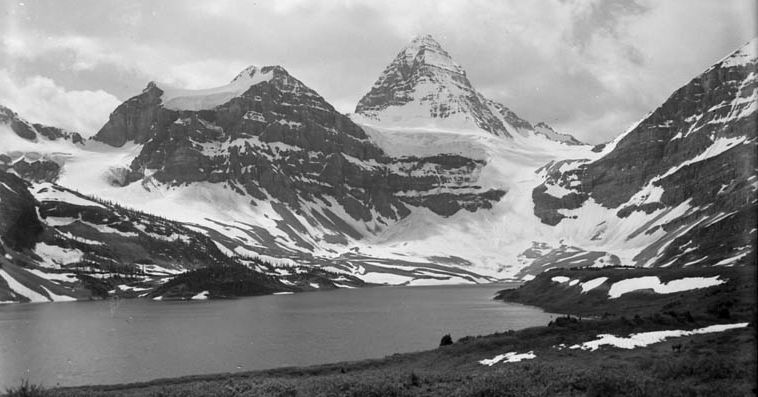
(1, 0, 755, 143)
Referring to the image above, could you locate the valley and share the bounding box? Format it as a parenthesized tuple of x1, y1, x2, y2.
(0, 27, 755, 396)
(2, 35, 753, 304)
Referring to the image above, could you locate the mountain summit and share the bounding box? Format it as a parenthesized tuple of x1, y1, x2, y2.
(354, 35, 583, 145)
(355, 34, 525, 136)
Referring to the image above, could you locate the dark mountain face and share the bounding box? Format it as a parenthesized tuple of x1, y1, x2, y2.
(0, 171, 43, 251)
(534, 40, 757, 268)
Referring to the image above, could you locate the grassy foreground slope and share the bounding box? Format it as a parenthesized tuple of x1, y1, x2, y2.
(7, 266, 756, 397)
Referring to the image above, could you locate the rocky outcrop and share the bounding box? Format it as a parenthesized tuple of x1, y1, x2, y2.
(0, 170, 43, 250)
(533, 122, 583, 145)
(92, 83, 166, 147)
(0, 158, 61, 183)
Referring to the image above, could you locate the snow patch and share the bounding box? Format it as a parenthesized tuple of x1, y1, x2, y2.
(190, 290, 209, 300)
(570, 323, 749, 351)
(607, 276, 724, 299)
(580, 277, 608, 293)
(479, 351, 536, 366)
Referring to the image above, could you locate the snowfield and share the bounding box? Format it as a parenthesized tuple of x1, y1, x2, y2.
(607, 276, 725, 299)
(478, 351, 536, 366)
(569, 323, 749, 351)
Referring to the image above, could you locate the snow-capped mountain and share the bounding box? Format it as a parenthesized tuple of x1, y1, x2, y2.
(0, 36, 754, 303)
(531, 38, 757, 272)
(353, 34, 584, 146)
(0, 63, 504, 297)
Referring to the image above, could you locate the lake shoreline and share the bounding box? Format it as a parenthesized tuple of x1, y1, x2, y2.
(7, 269, 756, 396)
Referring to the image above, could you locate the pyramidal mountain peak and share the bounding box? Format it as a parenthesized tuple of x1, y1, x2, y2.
(397, 34, 466, 76)
(353, 34, 585, 144)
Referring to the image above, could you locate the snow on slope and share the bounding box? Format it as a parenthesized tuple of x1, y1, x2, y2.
(607, 276, 725, 298)
(157, 66, 274, 111)
(570, 323, 749, 351)
(347, 121, 602, 277)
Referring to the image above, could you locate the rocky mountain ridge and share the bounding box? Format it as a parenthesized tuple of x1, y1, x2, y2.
(532, 38, 757, 270)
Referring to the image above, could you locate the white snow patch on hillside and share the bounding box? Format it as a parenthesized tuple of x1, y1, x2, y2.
(570, 322, 748, 351)
(551, 276, 570, 283)
(580, 277, 608, 293)
(479, 351, 536, 366)
(607, 276, 724, 298)
(359, 272, 413, 285)
(713, 252, 749, 266)
(35, 243, 84, 268)
(191, 291, 209, 300)
(406, 276, 470, 286)
(44, 216, 78, 226)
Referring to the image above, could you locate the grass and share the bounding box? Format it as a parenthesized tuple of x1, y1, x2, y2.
(7, 329, 755, 396)
(6, 316, 754, 396)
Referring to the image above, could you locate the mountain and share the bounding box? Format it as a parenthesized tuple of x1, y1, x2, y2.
(353, 34, 584, 146)
(531, 38, 757, 271)
(1, 36, 754, 302)
(0, 64, 503, 289)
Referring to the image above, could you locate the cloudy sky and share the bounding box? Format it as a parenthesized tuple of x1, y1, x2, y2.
(1, 0, 755, 143)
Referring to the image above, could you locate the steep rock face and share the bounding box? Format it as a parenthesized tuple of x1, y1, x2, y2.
(0, 170, 43, 250)
(533, 39, 757, 267)
(92, 83, 165, 147)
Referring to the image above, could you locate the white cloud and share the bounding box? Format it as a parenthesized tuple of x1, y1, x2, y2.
(0, 69, 120, 136)
(0, 0, 754, 144)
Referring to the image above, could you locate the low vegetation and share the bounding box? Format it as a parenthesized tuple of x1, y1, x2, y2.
(149, 263, 290, 299)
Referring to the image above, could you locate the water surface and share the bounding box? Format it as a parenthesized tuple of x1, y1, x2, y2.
(0, 283, 552, 388)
